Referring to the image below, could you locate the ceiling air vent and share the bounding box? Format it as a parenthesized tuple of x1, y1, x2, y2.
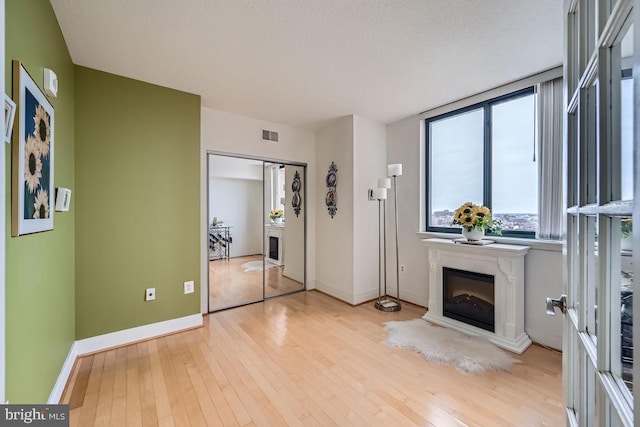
(261, 129, 279, 142)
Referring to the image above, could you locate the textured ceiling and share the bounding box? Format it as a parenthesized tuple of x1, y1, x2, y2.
(50, 0, 563, 130)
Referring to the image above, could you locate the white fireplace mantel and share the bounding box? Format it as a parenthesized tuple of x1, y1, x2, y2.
(421, 238, 532, 354)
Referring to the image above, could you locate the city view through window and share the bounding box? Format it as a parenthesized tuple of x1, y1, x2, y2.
(430, 210, 538, 233)
(428, 91, 538, 234)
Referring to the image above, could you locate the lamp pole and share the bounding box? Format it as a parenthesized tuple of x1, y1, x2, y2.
(392, 174, 401, 308)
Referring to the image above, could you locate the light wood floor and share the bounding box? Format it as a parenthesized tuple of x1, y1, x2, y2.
(209, 255, 304, 311)
(62, 291, 563, 426)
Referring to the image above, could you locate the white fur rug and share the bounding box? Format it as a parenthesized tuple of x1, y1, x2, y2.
(383, 318, 520, 374)
(241, 261, 278, 273)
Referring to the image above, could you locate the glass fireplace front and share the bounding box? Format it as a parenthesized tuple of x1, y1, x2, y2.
(442, 267, 495, 332)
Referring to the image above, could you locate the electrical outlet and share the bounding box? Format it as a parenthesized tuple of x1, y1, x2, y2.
(401, 264, 405, 272)
(184, 280, 195, 294)
(145, 288, 156, 301)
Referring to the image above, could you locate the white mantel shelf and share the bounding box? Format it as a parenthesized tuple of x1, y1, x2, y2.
(421, 238, 532, 354)
(422, 238, 530, 256)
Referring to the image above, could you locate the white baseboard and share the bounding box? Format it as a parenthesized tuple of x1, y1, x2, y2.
(75, 314, 203, 355)
(48, 314, 203, 403)
(48, 342, 78, 404)
(354, 289, 379, 305)
(314, 280, 354, 304)
(398, 288, 429, 308)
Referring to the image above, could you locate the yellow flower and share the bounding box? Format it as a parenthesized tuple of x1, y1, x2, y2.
(33, 188, 49, 219)
(33, 104, 51, 158)
(477, 205, 491, 218)
(24, 135, 43, 194)
(462, 212, 477, 226)
(451, 202, 501, 234)
(269, 209, 283, 219)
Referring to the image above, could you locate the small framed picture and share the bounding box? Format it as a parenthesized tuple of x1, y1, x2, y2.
(4, 94, 16, 143)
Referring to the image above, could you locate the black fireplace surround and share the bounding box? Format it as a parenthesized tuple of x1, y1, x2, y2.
(442, 267, 495, 332)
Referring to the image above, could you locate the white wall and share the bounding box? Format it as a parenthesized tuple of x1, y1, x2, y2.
(386, 113, 563, 349)
(314, 116, 355, 302)
(314, 114, 387, 305)
(209, 177, 263, 257)
(352, 115, 387, 303)
(200, 107, 316, 313)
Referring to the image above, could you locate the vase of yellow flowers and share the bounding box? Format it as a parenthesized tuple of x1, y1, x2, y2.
(452, 202, 502, 241)
(269, 208, 284, 224)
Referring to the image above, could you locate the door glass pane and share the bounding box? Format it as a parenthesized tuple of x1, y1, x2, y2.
(585, 216, 599, 340)
(569, 214, 580, 308)
(570, 328, 587, 425)
(619, 217, 633, 394)
(568, 112, 579, 207)
(619, 25, 634, 201)
(571, 329, 582, 418)
(582, 0, 596, 74)
(428, 108, 484, 227)
(491, 94, 538, 232)
(568, 11, 580, 95)
(584, 354, 596, 427)
(583, 84, 599, 204)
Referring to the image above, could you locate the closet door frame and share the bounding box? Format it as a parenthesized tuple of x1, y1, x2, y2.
(206, 151, 307, 313)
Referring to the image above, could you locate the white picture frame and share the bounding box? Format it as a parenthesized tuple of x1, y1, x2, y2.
(4, 94, 15, 143)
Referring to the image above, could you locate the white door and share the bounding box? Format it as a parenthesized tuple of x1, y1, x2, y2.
(558, 0, 638, 425)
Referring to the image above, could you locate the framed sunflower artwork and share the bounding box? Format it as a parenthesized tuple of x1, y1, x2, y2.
(11, 60, 54, 236)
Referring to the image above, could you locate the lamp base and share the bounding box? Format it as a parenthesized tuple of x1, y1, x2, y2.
(375, 299, 401, 312)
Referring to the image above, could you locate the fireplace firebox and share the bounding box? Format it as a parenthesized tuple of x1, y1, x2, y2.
(269, 236, 279, 261)
(443, 267, 495, 332)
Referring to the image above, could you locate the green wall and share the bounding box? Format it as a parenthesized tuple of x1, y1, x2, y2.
(5, 0, 76, 402)
(74, 66, 201, 339)
(5, 0, 201, 401)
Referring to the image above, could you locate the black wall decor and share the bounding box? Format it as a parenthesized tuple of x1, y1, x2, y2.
(291, 170, 302, 217)
(325, 161, 338, 218)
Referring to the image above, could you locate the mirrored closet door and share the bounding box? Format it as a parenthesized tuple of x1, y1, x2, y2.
(263, 162, 306, 298)
(207, 153, 306, 312)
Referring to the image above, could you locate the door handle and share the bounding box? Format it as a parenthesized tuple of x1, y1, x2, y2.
(546, 294, 567, 315)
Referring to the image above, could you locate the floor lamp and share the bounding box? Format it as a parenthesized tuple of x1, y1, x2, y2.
(387, 163, 403, 310)
(370, 188, 386, 311)
(370, 187, 397, 312)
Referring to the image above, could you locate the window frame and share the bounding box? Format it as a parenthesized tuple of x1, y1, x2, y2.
(425, 86, 537, 238)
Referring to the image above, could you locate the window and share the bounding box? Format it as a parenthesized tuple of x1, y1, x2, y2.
(268, 164, 286, 212)
(426, 88, 538, 237)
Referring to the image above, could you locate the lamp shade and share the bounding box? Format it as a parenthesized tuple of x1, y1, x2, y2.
(371, 188, 387, 200)
(377, 178, 391, 189)
(387, 163, 403, 177)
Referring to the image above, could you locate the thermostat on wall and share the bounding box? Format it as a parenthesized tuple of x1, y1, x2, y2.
(55, 188, 71, 211)
(43, 68, 58, 98)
